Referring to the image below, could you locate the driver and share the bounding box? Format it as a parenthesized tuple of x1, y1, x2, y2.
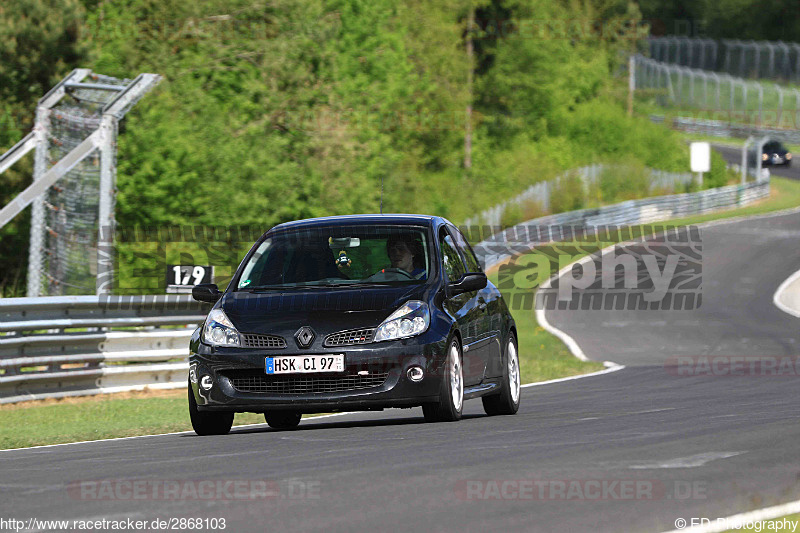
(383, 235, 426, 279)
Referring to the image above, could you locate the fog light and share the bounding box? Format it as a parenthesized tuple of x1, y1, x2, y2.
(407, 366, 424, 382)
(200, 375, 214, 391)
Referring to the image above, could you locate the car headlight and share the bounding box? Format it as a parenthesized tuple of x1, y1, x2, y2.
(373, 300, 430, 342)
(762, 153, 769, 161)
(203, 308, 242, 347)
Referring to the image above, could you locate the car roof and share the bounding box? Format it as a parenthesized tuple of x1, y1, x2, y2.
(271, 214, 445, 231)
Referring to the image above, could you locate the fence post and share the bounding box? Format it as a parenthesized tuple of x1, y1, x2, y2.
(740, 41, 747, 77)
(723, 40, 733, 73)
(628, 55, 635, 117)
(742, 136, 754, 184)
(26, 106, 49, 298)
(752, 41, 760, 78)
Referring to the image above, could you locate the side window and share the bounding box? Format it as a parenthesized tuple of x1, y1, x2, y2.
(450, 226, 482, 273)
(439, 231, 466, 282)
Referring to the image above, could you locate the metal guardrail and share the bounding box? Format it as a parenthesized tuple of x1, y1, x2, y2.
(0, 295, 207, 403)
(652, 114, 800, 144)
(472, 178, 770, 271)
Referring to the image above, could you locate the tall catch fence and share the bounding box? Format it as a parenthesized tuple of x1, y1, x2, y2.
(649, 36, 800, 82)
(0, 69, 161, 297)
(633, 55, 800, 130)
(42, 75, 130, 296)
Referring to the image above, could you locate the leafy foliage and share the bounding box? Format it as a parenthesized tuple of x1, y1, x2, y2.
(0, 0, 697, 294)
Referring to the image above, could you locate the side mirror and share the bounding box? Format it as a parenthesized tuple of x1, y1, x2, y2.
(448, 273, 487, 296)
(192, 283, 222, 303)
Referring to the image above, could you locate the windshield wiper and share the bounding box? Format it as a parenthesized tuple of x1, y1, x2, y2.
(238, 285, 287, 292)
(240, 280, 418, 291)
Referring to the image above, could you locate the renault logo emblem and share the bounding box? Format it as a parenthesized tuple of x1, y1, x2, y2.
(295, 326, 315, 348)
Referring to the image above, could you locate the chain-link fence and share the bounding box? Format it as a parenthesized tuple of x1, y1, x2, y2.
(649, 36, 800, 82)
(634, 55, 800, 130)
(0, 70, 161, 297)
(40, 76, 130, 295)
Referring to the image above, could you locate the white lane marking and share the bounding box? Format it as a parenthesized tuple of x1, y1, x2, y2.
(773, 267, 800, 318)
(536, 240, 622, 364)
(661, 498, 800, 533)
(629, 451, 744, 469)
(520, 362, 625, 389)
(0, 412, 352, 453)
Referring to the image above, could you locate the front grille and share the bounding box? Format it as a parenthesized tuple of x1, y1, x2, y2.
(324, 328, 375, 346)
(242, 334, 286, 349)
(223, 370, 389, 394)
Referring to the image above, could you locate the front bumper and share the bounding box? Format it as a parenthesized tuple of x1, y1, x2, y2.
(190, 335, 448, 413)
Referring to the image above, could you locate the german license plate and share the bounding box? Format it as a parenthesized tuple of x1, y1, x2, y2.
(266, 354, 345, 374)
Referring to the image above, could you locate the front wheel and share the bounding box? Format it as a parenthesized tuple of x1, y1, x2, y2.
(188, 383, 234, 435)
(482, 333, 521, 416)
(422, 338, 463, 422)
(265, 411, 302, 429)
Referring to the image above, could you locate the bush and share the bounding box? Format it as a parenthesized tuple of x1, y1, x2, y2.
(599, 164, 651, 203)
(703, 151, 730, 189)
(549, 172, 585, 214)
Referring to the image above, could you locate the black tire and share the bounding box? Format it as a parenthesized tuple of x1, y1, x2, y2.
(265, 411, 302, 429)
(422, 337, 464, 422)
(482, 333, 521, 416)
(188, 383, 234, 436)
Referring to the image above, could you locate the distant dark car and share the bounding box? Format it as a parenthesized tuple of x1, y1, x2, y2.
(188, 215, 520, 435)
(749, 140, 792, 167)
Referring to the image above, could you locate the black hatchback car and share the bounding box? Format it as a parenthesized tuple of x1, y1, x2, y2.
(749, 139, 792, 167)
(188, 214, 520, 434)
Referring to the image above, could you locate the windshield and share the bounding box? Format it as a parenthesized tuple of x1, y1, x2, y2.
(236, 225, 432, 290)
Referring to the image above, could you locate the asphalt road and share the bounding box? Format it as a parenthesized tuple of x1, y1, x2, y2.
(713, 144, 800, 181)
(2, 211, 800, 532)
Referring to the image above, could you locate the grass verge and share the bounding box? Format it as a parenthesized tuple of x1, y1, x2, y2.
(0, 389, 268, 450)
(2, 176, 799, 450)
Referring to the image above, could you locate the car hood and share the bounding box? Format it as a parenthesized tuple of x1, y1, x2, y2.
(220, 284, 431, 338)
